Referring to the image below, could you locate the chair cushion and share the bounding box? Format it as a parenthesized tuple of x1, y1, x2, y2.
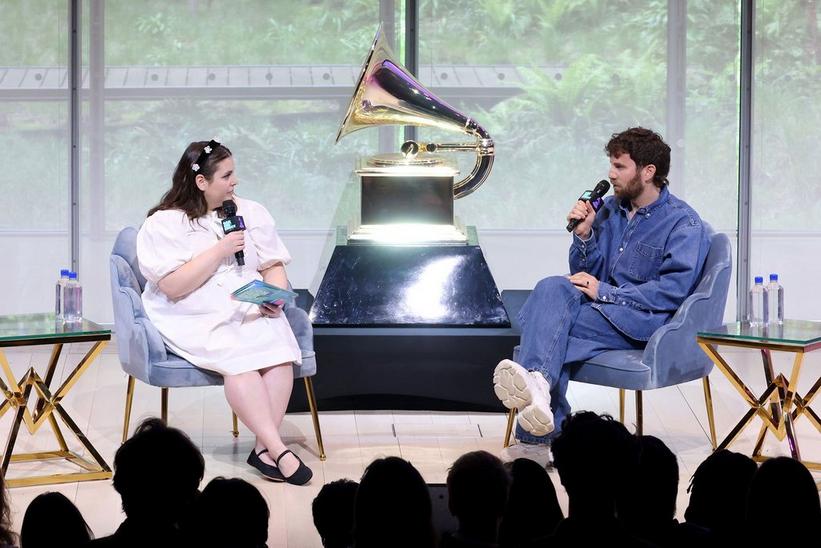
(148, 351, 317, 387)
(513, 344, 650, 391)
(569, 350, 650, 391)
(149, 353, 225, 387)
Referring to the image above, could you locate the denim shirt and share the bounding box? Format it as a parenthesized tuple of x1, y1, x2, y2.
(569, 186, 710, 341)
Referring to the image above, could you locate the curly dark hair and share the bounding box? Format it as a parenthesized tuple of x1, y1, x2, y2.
(605, 127, 671, 188)
(148, 140, 233, 220)
(0, 474, 16, 546)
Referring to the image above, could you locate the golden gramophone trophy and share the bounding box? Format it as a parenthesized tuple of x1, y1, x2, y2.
(309, 27, 508, 327)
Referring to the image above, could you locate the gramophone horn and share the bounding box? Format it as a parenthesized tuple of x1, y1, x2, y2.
(336, 26, 494, 199)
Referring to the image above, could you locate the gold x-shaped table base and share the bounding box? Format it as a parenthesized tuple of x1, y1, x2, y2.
(0, 341, 112, 487)
(698, 340, 820, 471)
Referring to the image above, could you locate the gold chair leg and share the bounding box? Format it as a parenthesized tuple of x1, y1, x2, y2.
(161, 387, 169, 424)
(619, 388, 626, 424)
(303, 377, 326, 461)
(703, 375, 717, 449)
(635, 390, 643, 436)
(231, 412, 239, 438)
(122, 375, 136, 443)
(503, 408, 516, 448)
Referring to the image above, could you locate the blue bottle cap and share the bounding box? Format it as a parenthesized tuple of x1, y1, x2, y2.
(68, 271, 78, 280)
(769, 274, 778, 281)
(60, 269, 70, 277)
(754, 276, 763, 284)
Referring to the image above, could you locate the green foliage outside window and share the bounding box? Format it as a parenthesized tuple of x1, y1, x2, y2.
(0, 0, 818, 231)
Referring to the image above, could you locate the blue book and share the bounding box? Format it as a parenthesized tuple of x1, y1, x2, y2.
(231, 279, 298, 306)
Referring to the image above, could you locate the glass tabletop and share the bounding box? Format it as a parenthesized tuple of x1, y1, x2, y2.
(698, 320, 821, 346)
(0, 313, 110, 343)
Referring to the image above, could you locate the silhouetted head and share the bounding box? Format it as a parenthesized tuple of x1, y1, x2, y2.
(312, 479, 359, 548)
(20, 491, 92, 548)
(551, 411, 640, 517)
(498, 457, 563, 546)
(620, 435, 679, 537)
(447, 451, 509, 531)
(354, 456, 436, 548)
(684, 449, 756, 534)
(113, 418, 204, 524)
(747, 457, 820, 543)
(187, 477, 269, 548)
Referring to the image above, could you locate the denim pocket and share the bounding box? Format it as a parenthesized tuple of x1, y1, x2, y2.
(628, 242, 663, 281)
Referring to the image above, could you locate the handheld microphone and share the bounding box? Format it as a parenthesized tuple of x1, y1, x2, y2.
(221, 199, 246, 266)
(566, 180, 611, 232)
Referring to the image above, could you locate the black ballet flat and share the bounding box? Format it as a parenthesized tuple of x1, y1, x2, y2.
(247, 449, 285, 482)
(275, 449, 313, 486)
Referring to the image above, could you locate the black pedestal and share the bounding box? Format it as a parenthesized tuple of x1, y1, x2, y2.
(309, 243, 509, 327)
(287, 291, 526, 413)
(288, 326, 518, 413)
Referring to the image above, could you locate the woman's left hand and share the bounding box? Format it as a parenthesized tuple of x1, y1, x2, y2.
(260, 299, 285, 318)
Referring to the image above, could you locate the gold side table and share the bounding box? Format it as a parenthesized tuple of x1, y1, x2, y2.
(697, 320, 821, 470)
(0, 313, 112, 487)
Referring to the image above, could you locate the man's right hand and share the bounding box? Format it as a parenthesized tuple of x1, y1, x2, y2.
(567, 200, 596, 239)
(218, 230, 245, 259)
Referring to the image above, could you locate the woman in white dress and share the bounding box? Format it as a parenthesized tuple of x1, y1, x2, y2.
(136, 139, 312, 485)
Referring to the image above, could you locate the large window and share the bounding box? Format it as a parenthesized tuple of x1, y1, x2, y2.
(76, 0, 391, 321)
(418, 0, 740, 231)
(0, 1, 69, 315)
(1, 1, 818, 323)
(750, 0, 821, 319)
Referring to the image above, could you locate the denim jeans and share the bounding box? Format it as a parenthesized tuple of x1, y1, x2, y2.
(514, 276, 643, 444)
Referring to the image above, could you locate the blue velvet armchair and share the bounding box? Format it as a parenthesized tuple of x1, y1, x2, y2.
(109, 227, 325, 460)
(502, 227, 732, 444)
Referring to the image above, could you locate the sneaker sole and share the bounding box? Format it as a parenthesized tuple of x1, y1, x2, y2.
(518, 403, 554, 437)
(493, 360, 555, 436)
(493, 359, 534, 410)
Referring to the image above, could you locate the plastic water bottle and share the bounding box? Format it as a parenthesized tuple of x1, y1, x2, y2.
(765, 274, 784, 325)
(63, 271, 83, 323)
(55, 268, 70, 322)
(748, 276, 768, 326)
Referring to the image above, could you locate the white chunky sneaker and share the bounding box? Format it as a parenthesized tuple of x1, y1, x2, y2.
(492, 359, 554, 436)
(500, 442, 553, 468)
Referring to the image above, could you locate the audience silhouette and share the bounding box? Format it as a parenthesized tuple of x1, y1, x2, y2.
(548, 411, 648, 546)
(312, 479, 359, 548)
(353, 456, 437, 548)
(621, 435, 712, 547)
(746, 456, 820, 545)
(8, 411, 819, 547)
(441, 450, 509, 548)
(86, 417, 205, 547)
(683, 448, 756, 545)
(20, 492, 92, 548)
(184, 476, 269, 548)
(497, 457, 563, 548)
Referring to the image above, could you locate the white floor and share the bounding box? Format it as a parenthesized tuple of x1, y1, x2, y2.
(1, 341, 819, 547)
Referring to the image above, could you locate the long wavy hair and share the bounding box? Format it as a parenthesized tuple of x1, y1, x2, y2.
(0, 475, 16, 546)
(148, 140, 233, 220)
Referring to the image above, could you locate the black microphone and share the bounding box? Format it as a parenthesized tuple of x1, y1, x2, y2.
(566, 180, 611, 232)
(221, 199, 246, 266)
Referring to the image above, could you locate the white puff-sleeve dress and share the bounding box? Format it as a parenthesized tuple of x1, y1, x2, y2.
(136, 197, 302, 375)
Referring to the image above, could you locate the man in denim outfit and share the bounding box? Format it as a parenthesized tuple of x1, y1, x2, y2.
(493, 127, 710, 448)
